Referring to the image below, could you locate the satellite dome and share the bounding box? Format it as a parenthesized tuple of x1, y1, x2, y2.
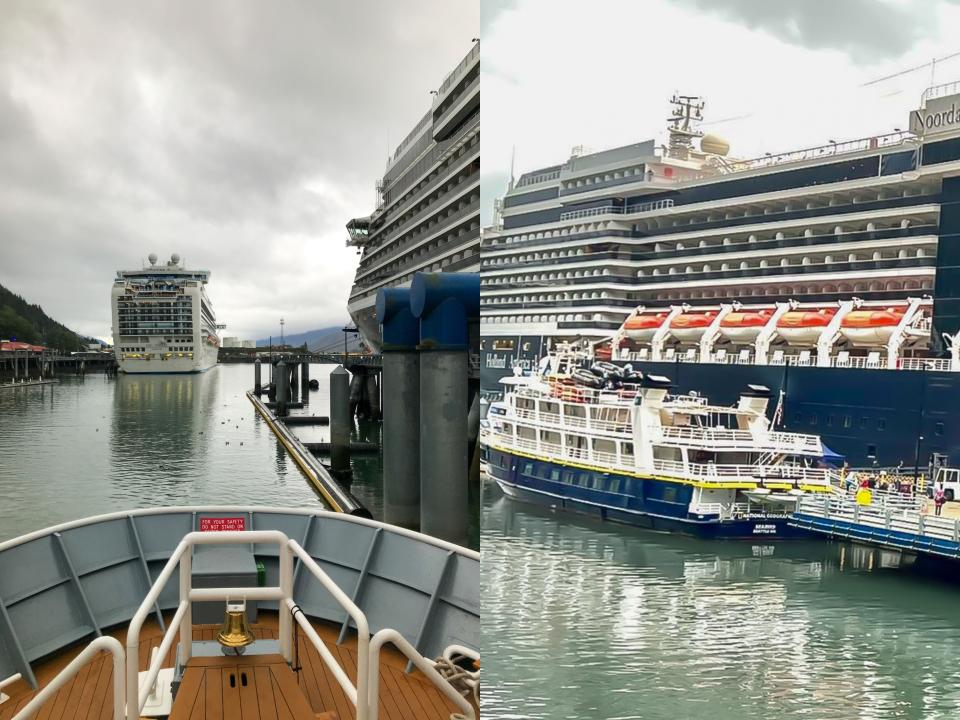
(148, 253, 157, 265)
(700, 133, 730, 156)
(170, 253, 181, 265)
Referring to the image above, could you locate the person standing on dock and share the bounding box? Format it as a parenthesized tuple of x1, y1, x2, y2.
(934, 480, 947, 516)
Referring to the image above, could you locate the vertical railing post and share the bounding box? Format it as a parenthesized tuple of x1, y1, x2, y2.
(179, 549, 192, 667)
(279, 542, 293, 663)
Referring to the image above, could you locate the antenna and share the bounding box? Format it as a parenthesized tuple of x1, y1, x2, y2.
(508, 146, 516, 190)
(666, 94, 705, 160)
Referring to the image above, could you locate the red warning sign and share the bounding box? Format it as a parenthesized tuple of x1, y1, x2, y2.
(199, 517, 246, 532)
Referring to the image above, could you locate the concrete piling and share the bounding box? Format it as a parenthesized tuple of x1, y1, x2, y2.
(410, 272, 479, 546)
(301, 362, 310, 397)
(366, 372, 381, 420)
(254, 359, 262, 394)
(378, 287, 421, 529)
(275, 360, 289, 417)
(329, 366, 352, 476)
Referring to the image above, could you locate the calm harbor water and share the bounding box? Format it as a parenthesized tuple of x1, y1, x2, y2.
(0, 364, 392, 542)
(482, 484, 960, 720)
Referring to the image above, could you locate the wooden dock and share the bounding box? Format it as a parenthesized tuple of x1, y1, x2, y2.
(0, 378, 58, 390)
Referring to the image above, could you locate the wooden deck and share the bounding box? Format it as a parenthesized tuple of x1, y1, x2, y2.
(0, 612, 465, 720)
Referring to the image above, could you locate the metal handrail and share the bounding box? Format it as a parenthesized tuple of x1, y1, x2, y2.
(368, 630, 475, 720)
(11, 638, 124, 720)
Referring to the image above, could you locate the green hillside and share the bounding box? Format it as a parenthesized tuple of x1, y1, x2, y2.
(0, 283, 89, 351)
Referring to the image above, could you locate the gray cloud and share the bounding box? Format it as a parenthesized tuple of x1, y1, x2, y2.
(0, 0, 478, 341)
(670, 0, 931, 63)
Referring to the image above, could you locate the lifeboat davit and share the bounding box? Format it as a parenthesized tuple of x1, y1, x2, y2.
(840, 307, 906, 347)
(719, 309, 773, 343)
(669, 312, 716, 343)
(623, 312, 668, 342)
(776, 308, 835, 346)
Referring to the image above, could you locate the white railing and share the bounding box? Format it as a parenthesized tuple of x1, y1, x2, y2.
(901, 357, 954, 372)
(558, 198, 676, 221)
(690, 501, 791, 519)
(0, 673, 19, 704)
(797, 492, 960, 542)
(652, 426, 822, 454)
(11, 638, 125, 720)
(511, 406, 631, 436)
(488, 430, 834, 487)
(368, 631, 475, 720)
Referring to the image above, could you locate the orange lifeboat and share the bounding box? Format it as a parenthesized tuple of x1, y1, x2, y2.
(623, 312, 667, 342)
(718, 309, 773, 343)
(669, 311, 716, 342)
(776, 308, 835, 346)
(840, 307, 906, 347)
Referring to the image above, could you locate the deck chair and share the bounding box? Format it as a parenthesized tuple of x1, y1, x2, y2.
(866, 351, 881, 368)
(798, 350, 812, 365)
(738, 349, 751, 364)
(715, 348, 728, 363)
(836, 351, 850, 367)
(684, 348, 697, 361)
(665, 347, 676, 360)
(638, 348, 649, 361)
(771, 349, 785, 365)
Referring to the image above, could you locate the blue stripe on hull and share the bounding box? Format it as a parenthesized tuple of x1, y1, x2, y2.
(489, 448, 813, 540)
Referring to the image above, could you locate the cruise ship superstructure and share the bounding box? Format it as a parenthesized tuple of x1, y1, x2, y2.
(481, 86, 960, 468)
(346, 41, 480, 352)
(111, 253, 221, 373)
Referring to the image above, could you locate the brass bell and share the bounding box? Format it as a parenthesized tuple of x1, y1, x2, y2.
(217, 600, 254, 655)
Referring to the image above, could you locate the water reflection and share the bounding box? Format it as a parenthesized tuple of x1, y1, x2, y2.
(482, 486, 960, 719)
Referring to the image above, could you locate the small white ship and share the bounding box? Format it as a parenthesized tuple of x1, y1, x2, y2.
(111, 253, 221, 374)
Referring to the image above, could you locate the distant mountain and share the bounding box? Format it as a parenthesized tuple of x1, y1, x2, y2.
(256, 326, 364, 353)
(0, 282, 91, 351)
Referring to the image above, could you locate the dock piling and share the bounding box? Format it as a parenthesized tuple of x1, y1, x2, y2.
(378, 288, 421, 529)
(329, 366, 352, 476)
(254, 359, 262, 394)
(275, 360, 289, 417)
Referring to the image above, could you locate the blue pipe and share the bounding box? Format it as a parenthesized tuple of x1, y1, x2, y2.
(376, 287, 419, 351)
(409, 272, 479, 351)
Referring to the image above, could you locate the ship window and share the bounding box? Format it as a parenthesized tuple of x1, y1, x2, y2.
(661, 486, 678, 503)
(550, 468, 561, 482)
(842, 415, 852, 428)
(793, 412, 802, 423)
(867, 444, 877, 459)
(877, 419, 886, 431)
(577, 472, 590, 487)
(936, 422, 945, 436)
(826, 415, 834, 427)
(523, 462, 533, 476)
(562, 470, 575, 483)
(809, 414, 818, 426)
(859, 417, 869, 430)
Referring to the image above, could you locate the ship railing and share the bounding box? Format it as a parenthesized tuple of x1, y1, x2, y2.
(510, 406, 632, 436)
(120, 530, 473, 720)
(558, 198, 675, 221)
(690, 502, 789, 519)
(652, 426, 822, 454)
(7, 638, 125, 720)
(488, 430, 834, 486)
(796, 493, 960, 542)
(900, 357, 953, 372)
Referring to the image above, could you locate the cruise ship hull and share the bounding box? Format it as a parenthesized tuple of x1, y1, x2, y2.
(347, 296, 381, 353)
(486, 447, 812, 539)
(116, 342, 219, 374)
(481, 336, 960, 469)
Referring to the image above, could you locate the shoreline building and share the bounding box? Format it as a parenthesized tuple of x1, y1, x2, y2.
(481, 87, 960, 468)
(346, 42, 480, 353)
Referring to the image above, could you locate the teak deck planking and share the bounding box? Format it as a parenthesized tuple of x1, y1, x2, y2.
(0, 613, 465, 720)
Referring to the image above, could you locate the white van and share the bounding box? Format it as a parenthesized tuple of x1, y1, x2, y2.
(932, 467, 960, 502)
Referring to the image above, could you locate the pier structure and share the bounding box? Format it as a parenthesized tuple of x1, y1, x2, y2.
(792, 490, 960, 560)
(375, 271, 479, 544)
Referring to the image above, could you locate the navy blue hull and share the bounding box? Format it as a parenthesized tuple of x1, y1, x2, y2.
(487, 447, 813, 540)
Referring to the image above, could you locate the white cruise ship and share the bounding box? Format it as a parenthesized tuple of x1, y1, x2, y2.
(346, 41, 480, 351)
(111, 253, 221, 373)
(481, 86, 960, 470)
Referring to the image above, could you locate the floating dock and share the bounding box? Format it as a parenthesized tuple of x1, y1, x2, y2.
(246, 390, 370, 517)
(791, 491, 960, 559)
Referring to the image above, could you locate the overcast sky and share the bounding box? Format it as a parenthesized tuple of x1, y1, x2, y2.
(0, 0, 477, 342)
(481, 0, 960, 226)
